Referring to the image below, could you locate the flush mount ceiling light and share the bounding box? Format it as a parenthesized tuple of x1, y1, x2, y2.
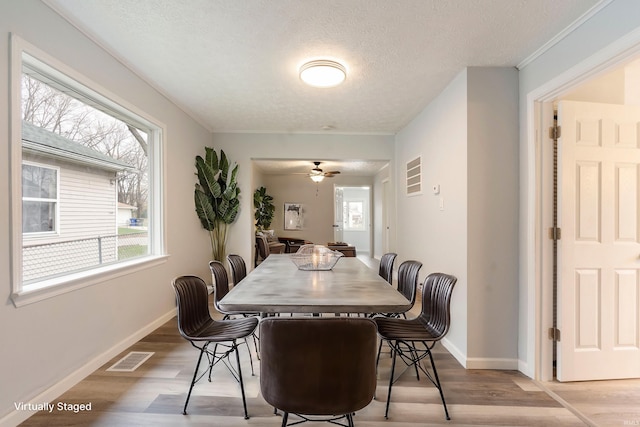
(299, 60, 346, 88)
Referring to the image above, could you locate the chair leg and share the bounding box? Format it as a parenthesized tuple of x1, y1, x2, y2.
(375, 338, 384, 371)
(243, 337, 255, 375)
(252, 333, 260, 361)
(234, 341, 250, 420)
(385, 342, 398, 419)
(427, 347, 450, 420)
(408, 343, 420, 380)
(183, 346, 206, 415)
(347, 413, 355, 427)
(281, 411, 289, 427)
(208, 343, 219, 381)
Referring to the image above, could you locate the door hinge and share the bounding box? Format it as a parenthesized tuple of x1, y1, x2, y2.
(549, 125, 561, 140)
(548, 327, 561, 341)
(549, 227, 561, 240)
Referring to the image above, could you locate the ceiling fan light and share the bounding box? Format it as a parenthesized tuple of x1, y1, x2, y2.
(310, 174, 325, 183)
(299, 60, 346, 88)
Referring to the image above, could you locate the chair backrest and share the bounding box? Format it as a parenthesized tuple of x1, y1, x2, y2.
(418, 272, 457, 340)
(260, 317, 377, 416)
(171, 275, 212, 340)
(378, 252, 397, 284)
(255, 235, 270, 260)
(227, 254, 247, 284)
(209, 260, 230, 311)
(396, 260, 422, 307)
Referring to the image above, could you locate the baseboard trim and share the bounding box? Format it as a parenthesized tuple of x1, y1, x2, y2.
(465, 357, 519, 370)
(441, 337, 466, 367)
(518, 359, 533, 378)
(441, 338, 519, 370)
(1, 308, 176, 427)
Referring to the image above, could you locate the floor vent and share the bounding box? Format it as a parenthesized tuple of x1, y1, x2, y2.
(106, 351, 154, 372)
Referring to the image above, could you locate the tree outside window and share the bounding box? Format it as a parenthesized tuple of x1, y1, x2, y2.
(16, 53, 158, 287)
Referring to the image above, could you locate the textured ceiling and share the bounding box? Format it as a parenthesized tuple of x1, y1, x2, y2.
(253, 159, 389, 177)
(45, 0, 603, 136)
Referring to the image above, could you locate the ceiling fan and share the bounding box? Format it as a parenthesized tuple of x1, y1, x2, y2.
(308, 161, 340, 182)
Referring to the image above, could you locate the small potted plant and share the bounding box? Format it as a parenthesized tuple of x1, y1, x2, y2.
(253, 186, 275, 232)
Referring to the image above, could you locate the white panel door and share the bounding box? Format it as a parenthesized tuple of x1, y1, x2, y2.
(558, 100, 640, 381)
(333, 186, 344, 243)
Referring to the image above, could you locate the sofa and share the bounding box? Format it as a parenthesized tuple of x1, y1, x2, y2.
(255, 230, 286, 266)
(278, 236, 313, 253)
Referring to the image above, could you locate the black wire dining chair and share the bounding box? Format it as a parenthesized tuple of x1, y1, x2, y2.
(171, 275, 258, 419)
(374, 272, 457, 420)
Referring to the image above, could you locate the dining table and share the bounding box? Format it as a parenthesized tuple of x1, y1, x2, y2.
(218, 253, 411, 315)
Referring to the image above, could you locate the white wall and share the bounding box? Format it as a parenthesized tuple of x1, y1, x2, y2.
(210, 133, 394, 270)
(562, 67, 625, 103)
(394, 67, 519, 368)
(259, 175, 373, 248)
(395, 69, 470, 361)
(518, 0, 640, 378)
(466, 67, 519, 365)
(0, 2, 214, 423)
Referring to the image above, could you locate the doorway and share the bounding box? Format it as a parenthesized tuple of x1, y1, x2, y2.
(334, 186, 371, 255)
(535, 54, 640, 381)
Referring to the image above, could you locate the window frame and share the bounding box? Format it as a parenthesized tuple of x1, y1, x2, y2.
(344, 200, 366, 231)
(21, 160, 60, 237)
(10, 34, 167, 307)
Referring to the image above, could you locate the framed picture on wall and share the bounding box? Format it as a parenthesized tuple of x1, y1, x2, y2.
(284, 203, 304, 230)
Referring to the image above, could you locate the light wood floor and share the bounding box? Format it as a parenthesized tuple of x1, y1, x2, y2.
(19, 257, 640, 426)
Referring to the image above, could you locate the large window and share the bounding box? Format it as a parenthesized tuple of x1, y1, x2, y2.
(11, 36, 165, 305)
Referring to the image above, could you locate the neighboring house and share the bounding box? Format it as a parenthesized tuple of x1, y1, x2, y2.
(117, 202, 138, 226)
(21, 121, 133, 282)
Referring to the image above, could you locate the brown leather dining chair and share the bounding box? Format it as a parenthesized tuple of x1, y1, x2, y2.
(255, 235, 270, 266)
(395, 260, 422, 316)
(378, 252, 397, 284)
(227, 253, 247, 285)
(171, 275, 258, 419)
(376, 260, 422, 319)
(209, 260, 259, 367)
(374, 272, 457, 420)
(260, 317, 378, 427)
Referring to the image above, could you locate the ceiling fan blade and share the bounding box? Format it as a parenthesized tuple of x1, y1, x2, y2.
(326, 171, 341, 175)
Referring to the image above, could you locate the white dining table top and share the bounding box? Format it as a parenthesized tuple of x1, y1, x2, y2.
(218, 254, 411, 314)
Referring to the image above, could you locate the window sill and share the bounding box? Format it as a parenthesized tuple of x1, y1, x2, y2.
(11, 255, 169, 307)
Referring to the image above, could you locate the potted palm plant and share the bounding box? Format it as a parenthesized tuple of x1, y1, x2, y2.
(194, 147, 240, 261)
(253, 186, 275, 232)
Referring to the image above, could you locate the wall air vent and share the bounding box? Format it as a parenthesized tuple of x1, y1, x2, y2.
(406, 156, 422, 196)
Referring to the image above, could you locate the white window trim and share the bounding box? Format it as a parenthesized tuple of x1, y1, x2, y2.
(22, 160, 60, 237)
(344, 200, 366, 231)
(10, 34, 167, 307)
